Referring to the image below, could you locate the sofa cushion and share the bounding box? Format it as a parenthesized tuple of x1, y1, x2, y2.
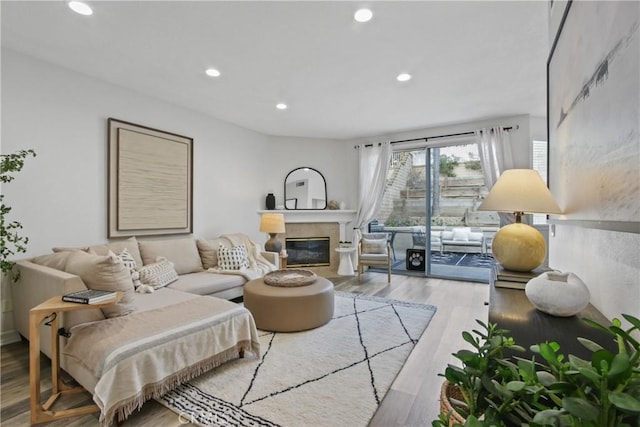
(64, 251, 136, 318)
(138, 257, 179, 289)
(90, 237, 143, 269)
(32, 251, 74, 271)
(362, 238, 387, 254)
(442, 231, 454, 241)
(167, 271, 246, 296)
(138, 238, 204, 275)
(217, 244, 249, 270)
(196, 238, 226, 269)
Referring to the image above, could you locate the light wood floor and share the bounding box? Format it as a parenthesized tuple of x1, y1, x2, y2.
(0, 272, 488, 426)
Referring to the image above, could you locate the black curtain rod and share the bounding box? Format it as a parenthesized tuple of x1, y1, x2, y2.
(391, 126, 514, 144)
(355, 125, 515, 148)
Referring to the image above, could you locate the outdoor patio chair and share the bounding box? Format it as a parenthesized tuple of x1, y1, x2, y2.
(412, 230, 426, 248)
(358, 233, 391, 283)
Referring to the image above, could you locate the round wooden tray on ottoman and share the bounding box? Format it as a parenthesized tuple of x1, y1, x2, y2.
(263, 269, 317, 287)
(243, 276, 334, 332)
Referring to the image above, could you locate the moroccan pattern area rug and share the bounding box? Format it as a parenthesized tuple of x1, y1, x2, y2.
(157, 291, 437, 427)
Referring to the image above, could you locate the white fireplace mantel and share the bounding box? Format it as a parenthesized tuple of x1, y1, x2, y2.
(257, 210, 357, 240)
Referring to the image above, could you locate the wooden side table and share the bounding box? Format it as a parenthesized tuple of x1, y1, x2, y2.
(29, 293, 121, 424)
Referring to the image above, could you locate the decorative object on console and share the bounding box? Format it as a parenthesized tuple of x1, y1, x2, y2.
(525, 271, 590, 317)
(260, 213, 286, 253)
(478, 169, 562, 272)
(327, 200, 339, 210)
(265, 193, 275, 210)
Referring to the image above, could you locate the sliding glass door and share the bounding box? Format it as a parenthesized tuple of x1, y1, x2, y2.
(371, 140, 498, 282)
(426, 144, 497, 282)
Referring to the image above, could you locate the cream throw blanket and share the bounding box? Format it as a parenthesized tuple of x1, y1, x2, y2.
(208, 233, 277, 280)
(64, 295, 260, 426)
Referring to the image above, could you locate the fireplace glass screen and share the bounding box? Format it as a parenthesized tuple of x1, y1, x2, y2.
(285, 237, 330, 267)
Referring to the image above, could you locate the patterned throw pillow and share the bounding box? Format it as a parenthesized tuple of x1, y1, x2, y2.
(217, 244, 249, 270)
(138, 257, 178, 289)
(117, 248, 138, 273)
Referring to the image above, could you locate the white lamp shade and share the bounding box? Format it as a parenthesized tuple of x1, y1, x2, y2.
(260, 213, 286, 233)
(478, 169, 562, 215)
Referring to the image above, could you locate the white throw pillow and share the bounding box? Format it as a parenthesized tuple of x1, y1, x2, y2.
(452, 229, 470, 242)
(362, 238, 387, 254)
(442, 231, 454, 240)
(138, 257, 178, 289)
(218, 244, 249, 270)
(469, 232, 484, 242)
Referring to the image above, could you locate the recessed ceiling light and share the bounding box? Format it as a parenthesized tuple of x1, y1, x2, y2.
(397, 73, 412, 82)
(354, 8, 373, 23)
(205, 68, 221, 77)
(68, 1, 93, 16)
(276, 103, 288, 110)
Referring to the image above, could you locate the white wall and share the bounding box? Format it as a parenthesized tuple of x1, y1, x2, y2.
(262, 135, 357, 212)
(1, 49, 277, 252)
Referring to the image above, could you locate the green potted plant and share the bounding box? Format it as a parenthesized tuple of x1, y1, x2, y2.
(434, 320, 526, 426)
(531, 314, 640, 427)
(434, 314, 640, 427)
(1, 149, 36, 280)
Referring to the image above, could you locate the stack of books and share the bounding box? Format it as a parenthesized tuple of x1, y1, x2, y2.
(62, 289, 116, 304)
(492, 265, 551, 290)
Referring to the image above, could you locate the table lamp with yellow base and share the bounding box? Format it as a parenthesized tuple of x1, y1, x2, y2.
(478, 169, 562, 272)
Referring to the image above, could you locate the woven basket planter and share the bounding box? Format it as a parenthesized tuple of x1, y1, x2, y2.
(439, 380, 467, 426)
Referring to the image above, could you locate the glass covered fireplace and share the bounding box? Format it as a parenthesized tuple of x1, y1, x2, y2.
(285, 237, 330, 267)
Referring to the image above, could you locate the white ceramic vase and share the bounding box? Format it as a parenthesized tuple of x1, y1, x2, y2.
(525, 271, 590, 317)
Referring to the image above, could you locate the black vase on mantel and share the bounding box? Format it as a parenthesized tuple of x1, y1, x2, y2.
(266, 193, 276, 210)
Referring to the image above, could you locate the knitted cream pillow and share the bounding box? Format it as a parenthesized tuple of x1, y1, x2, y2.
(138, 257, 178, 289)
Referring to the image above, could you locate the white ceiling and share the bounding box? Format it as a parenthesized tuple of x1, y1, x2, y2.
(1, 1, 548, 140)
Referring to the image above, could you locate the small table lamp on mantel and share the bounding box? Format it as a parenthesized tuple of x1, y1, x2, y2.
(478, 169, 562, 272)
(260, 213, 286, 253)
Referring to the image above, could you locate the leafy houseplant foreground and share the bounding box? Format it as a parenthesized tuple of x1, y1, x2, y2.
(435, 315, 640, 427)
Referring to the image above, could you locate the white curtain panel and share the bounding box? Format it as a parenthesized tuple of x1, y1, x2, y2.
(352, 142, 391, 245)
(475, 127, 516, 226)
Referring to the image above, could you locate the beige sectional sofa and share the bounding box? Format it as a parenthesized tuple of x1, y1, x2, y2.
(11, 233, 278, 425)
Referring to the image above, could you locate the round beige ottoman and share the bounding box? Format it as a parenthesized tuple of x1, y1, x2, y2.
(243, 276, 334, 332)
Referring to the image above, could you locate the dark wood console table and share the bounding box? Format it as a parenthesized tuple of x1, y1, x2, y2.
(489, 279, 616, 360)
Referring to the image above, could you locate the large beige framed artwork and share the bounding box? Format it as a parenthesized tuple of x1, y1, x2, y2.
(108, 118, 193, 237)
